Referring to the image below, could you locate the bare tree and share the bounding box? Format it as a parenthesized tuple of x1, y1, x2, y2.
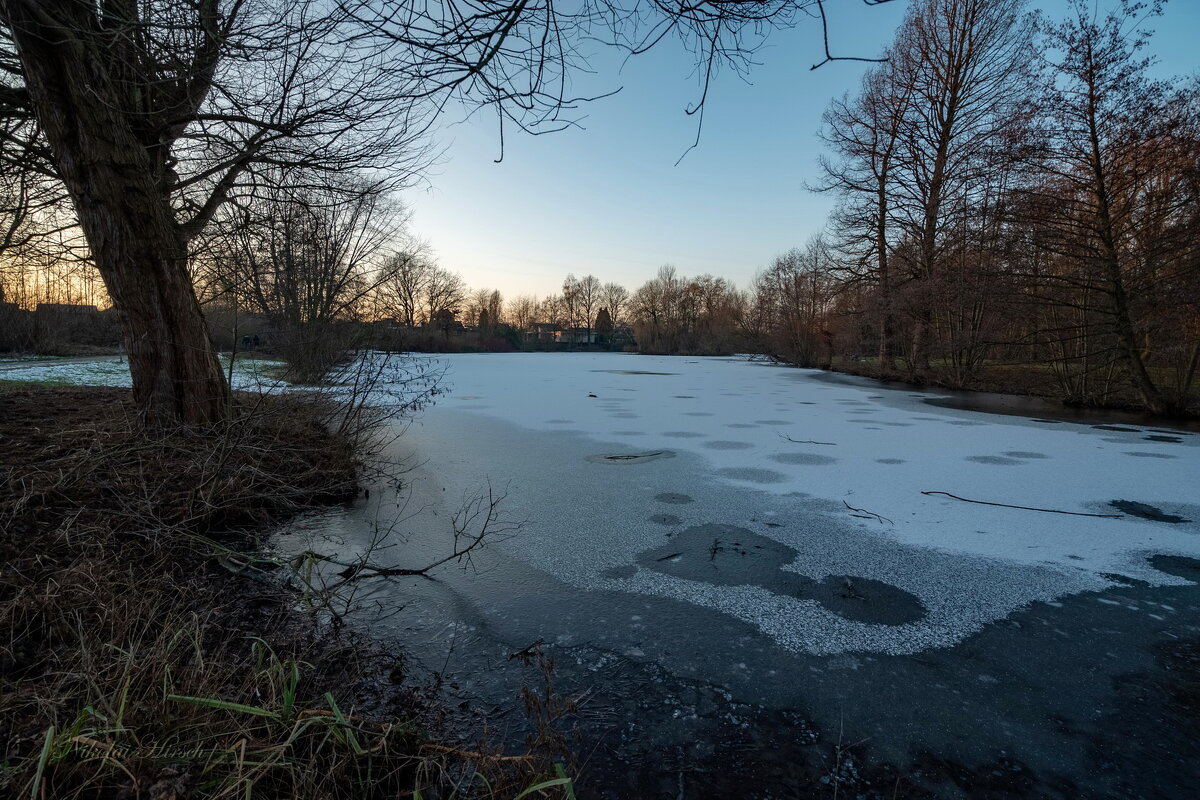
(629, 265, 742, 354)
(751, 238, 837, 366)
(210, 172, 411, 381)
(560, 274, 582, 331)
(0, 0, 430, 424)
(819, 61, 913, 369)
(536, 293, 566, 327)
(0, 0, 898, 423)
(885, 0, 1034, 378)
(422, 265, 467, 327)
(507, 293, 538, 330)
(486, 289, 503, 327)
(1014, 0, 1192, 414)
(374, 246, 434, 328)
(467, 287, 503, 330)
(575, 274, 601, 342)
(600, 282, 629, 327)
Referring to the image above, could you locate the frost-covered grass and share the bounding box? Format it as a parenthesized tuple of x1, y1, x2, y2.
(0, 354, 288, 392)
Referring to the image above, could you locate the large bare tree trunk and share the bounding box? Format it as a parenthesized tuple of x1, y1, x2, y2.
(7, 1, 228, 425)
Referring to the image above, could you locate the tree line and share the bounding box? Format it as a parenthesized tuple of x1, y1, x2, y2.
(1, 0, 839, 425)
(813, 0, 1199, 415)
(1, 0, 1195, 418)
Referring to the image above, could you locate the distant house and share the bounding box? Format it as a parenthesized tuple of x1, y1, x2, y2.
(528, 322, 561, 344)
(554, 327, 595, 345)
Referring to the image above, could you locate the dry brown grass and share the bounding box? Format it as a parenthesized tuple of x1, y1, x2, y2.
(0, 386, 573, 799)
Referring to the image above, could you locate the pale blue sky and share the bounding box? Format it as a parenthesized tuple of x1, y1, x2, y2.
(403, 0, 1199, 298)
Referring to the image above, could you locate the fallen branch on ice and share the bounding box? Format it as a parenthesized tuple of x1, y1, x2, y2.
(920, 491, 1124, 519)
(843, 501, 893, 525)
(781, 434, 837, 446)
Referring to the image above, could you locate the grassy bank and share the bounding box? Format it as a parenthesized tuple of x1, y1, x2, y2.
(0, 386, 572, 799)
(827, 357, 1199, 419)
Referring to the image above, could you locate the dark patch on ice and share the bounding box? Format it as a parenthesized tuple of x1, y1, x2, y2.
(1147, 554, 1200, 582)
(1110, 500, 1191, 524)
(1150, 428, 1195, 436)
(601, 564, 639, 580)
(881, 422, 914, 427)
(966, 455, 1025, 466)
(715, 467, 787, 484)
(726, 423, 758, 429)
(655, 492, 693, 505)
(769, 452, 838, 466)
(683, 411, 714, 417)
(662, 431, 705, 438)
(1094, 425, 1142, 433)
(809, 576, 926, 626)
(587, 450, 676, 465)
(703, 440, 755, 450)
(1123, 452, 1177, 459)
(674, 395, 696, 399)
(636, 525, 926, 626)
(609, 412, 640, 419)
(947, 420, 986, 426)
(1003, 451, 1049, 459)
(649, 513, 682, 526)
(876, 458, 906, 465)
(754, 419, 791, 426)
(1031, 418, 1064, 424)
(1143, 435, 1182, 443)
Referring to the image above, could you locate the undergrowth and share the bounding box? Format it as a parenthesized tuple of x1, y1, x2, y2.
(0, 385, 573, 799)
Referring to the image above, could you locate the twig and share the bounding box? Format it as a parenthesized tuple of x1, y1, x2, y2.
(809, 0, 896, 70)
(843, 501, 893, 525)
(781, 433, 837, 446)
(920, 491, 1124, 518)
(508, 638, 545, 661)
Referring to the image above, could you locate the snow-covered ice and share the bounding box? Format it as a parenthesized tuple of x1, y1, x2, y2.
(377, 352, 1199, 656)
(18, 350, 1198, 656)
(0, 354, 286, 392)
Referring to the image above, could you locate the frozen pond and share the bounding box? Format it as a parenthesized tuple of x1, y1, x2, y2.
(276, 353, 1200, 796)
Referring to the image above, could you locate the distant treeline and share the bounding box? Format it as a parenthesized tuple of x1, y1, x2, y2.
(1, 0, 1193, 414)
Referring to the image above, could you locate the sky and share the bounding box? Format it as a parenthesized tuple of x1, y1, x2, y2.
(402, 0, 1200, 299)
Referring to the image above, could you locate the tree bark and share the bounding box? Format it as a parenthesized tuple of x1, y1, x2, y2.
(6, 1, 229, 425)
